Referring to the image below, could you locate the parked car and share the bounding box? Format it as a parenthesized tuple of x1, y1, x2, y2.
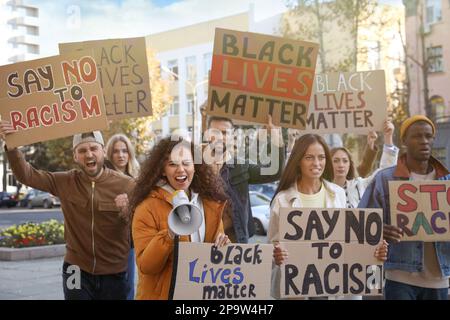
(0, 192, 18, 208)
(25, 189, 61, 209)
(249, 182, 277, 199)
(250, 191, 271, 236)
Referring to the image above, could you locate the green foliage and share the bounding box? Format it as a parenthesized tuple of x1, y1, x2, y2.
(0, 219, 65, 248)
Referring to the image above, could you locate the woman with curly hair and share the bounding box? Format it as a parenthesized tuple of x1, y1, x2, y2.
(130, 136, 229, 300)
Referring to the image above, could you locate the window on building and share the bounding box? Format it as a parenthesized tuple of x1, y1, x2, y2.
(27, 44, 39, 54)
(427, 46, 443, 73)
(430, 95, 446, 122)
(169, 96, 179, 115)
(26, 7, 39, 18)
(26, 26, 39, 36)
(426, 0, 442, 24)
(185, 56, 197, 81)
(186, 94, 194, 114)
(167, 59, 179, 79)
(203, 52, 212, 78)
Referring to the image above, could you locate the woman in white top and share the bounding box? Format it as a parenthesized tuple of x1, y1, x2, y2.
(331, 118, 399, 209)
(268, 134, 387, 299)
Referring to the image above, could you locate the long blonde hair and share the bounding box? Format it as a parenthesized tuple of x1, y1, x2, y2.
(106, 134, 140, 178)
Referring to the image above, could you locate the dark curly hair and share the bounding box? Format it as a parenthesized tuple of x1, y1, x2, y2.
(129, 136, 228, 215)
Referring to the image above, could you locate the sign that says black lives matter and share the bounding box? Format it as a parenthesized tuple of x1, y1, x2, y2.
(173, 243, 272, 300)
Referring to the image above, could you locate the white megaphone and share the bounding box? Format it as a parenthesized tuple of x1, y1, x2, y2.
(168, 190, 202, 236)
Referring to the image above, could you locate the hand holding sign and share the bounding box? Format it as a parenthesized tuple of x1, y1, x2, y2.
(0, 119, 15, 142)
(273, 244, 288, 266)
(374, 240, 389, 261)
(214, 233, 230, 248)
(383, 223, 403, 243)
(367, 131, 378, 151)
(383, 117, 394, 145)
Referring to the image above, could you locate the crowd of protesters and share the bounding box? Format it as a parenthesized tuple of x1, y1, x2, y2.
(0, 111, 448, 301)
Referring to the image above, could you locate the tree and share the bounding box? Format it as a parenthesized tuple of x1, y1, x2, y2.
(27, 48, 171, 171)
(282, 0, 354, 73)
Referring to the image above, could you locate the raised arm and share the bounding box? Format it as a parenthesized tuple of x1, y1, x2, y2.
(0, 120, 61, 196)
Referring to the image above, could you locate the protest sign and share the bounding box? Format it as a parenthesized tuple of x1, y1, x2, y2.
(278, 208, 384, 298)
(389, 180, 450, 241)
(0, 52, 108, 148)
(173, 242, 272, 300)
(206, 28, 319, 129)
(59, 37, 152, 120)
(306, 70, 387, 134)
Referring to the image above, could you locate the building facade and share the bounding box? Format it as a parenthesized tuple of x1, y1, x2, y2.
(146, 5, 281, 140)
(404, 0, 450, 166)
(0, 0, 40, 192)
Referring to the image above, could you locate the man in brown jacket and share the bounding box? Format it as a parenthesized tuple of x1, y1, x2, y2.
(0, 124, 135, 300)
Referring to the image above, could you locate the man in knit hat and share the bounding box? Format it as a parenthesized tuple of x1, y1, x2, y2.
(359, 115, 450, 300)
(0, 121, 135, 300)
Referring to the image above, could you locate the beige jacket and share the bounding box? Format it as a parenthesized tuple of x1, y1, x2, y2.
(267, 179, 346, 298)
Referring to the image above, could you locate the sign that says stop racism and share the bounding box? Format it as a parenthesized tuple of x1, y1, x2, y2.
(389, 180, 450, 241)
(0, 51, 108, 148)
(207, 28, 319, 129)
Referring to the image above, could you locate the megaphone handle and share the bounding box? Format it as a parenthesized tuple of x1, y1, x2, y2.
(168, 235, 179, 300)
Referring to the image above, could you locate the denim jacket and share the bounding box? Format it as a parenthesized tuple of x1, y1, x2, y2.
(358, 154, 450, 277)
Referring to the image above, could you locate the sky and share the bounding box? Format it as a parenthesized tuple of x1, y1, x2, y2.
(27, 0, 288, 57)
(6, 0, 403, 59)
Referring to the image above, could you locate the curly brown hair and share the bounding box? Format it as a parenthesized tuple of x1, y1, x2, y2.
(129, 136, 228, 215)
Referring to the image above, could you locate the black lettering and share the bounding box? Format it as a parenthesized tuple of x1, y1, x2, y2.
(305, 210, 325, 240)
(285, 264, 300, 295)
(302, 264, 323, 295)
(366, 211, 382, 245)
(284, 210, 303, 240)
(211, 90, 230, 112)
(7, 72, 24, 98)
(349, 264, 364, 294)
(345, 210, 364, 243)
(324, 264, 339, 294)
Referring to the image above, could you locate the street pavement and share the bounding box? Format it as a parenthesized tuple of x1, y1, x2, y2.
(0, 235, 267, 300)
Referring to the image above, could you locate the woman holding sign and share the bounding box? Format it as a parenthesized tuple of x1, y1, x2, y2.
(331, 118, 399, 208)
(106, 134, 140, 300)
(268, 134, 388, 299)
(129, 136, 229, 300)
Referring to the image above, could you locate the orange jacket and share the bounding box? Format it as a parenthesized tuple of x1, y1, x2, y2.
(132, 187, 226, 300)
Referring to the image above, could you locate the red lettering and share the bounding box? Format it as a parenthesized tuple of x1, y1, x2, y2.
(397, 183, 418, 212)
(39, 105, 53, 126)
(420, 184, 446, 211)
(61, 101, 77, 122)
(26, 107, 39, 128)
(80, 95, 101, 119)
(10, 111, 27, 130)
(62, 60, 82, 86)
(79, 57, 97, 83)
(52, 103, 61, 123)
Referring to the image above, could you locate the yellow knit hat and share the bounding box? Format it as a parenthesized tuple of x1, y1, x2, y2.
(400, 115, 435, 141)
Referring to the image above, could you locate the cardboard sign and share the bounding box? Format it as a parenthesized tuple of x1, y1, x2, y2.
(206, 28, 319, 129)
(59, 37, 152, 120)
(306, 71, 387, 134)
(0, 52, 109, 148)
(278, 208, 384, 298)
(389, 181, 450, 241)
(173, 242, 273, 300)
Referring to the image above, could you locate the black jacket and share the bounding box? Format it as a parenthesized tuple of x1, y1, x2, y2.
(221, 145, 285, 243)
